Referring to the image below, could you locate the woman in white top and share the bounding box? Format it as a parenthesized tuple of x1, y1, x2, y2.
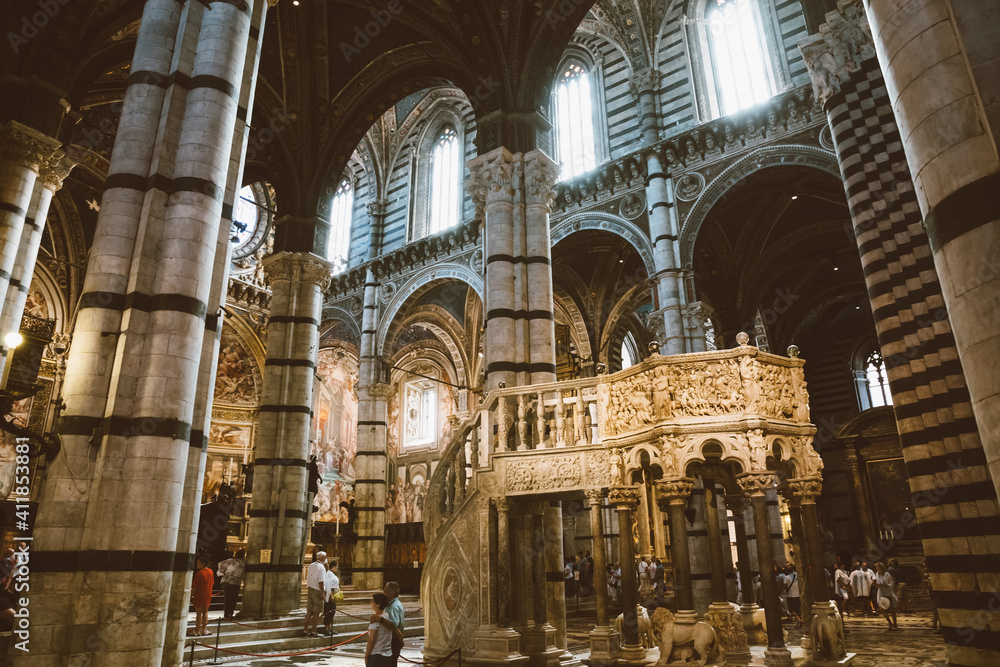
(323, 560, 341, 636)
(874, 562, 899, 630)
(833, 564, 851, 616)
(366, 592, 402, 666)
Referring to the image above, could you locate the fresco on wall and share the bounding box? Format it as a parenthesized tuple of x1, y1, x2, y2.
(214, 326, 257, 406)
(0, 397, 33, 500)
(202, 452, 244, 503)
(311, 349, 359, 523)
(386, 469, 431, 524)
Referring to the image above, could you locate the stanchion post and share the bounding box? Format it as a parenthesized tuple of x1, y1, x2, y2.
(189, 639, 195, 667)
(210, 615, 222, 665)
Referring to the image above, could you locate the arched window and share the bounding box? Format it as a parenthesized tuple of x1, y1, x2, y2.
(706, 0, 776, 117)
(230, 181, 272, 262)
(554, 62, 597, 180)
(403, 378, 437, 449)
(621, 332, 638, 370)
(328, 179, 353, 274)
(231, 185, 259, 250)
(865, 350, 891, 408)
(429, 126, 461, 235)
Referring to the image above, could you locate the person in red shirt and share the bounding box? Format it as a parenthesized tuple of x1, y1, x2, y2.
(192, 555, 214, 636)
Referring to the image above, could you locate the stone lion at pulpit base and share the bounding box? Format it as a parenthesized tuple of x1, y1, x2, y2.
(650, 608, 722, 666)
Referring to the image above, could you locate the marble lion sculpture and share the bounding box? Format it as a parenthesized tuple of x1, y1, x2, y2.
(614, 605, 654, 648)
(650, 607, 721, 666)
(811, 608, 846, 659)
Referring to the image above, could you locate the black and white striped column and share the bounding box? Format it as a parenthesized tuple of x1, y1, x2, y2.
(0, 122, 60, 347)
(802, 12, 1000, 665)
(0, 151, 73, 338)
(468, 148, 558, 389)
(243, 250, 331, 617)
(629, 68, 686, 354)
(29, 0, 263, 663)
(352, 266, 391, 590)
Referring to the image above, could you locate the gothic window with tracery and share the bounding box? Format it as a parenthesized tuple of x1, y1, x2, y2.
(865, 350, 891, 408)
(554, 61, 597, 180)
(328, 179, 353, 274)
(429, 126, 461, 235)
(706, 0, 776, 117)
(404, 379, 437, 448)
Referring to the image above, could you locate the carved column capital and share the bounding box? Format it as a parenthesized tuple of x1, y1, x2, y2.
(523, 149, 558, 209)
(368, 383, 394, 400)
(655, 478, 694, 508)
(465, 147, 516, 218)
(608, 485, 640, 510)
(627, 67, 660, 99)
(797, 0, 876, 107)
(585, 488, 606, 506)
(723, 494, 748, 515)
(366, 197, 388, 217)
(737, 472, 780, 497)
(262, 251, 334, 291)
(494, 496, 510, 513)
(0, 121, 62, 172)
(785, 477, 823, 504)
(38, 151, 76, 191)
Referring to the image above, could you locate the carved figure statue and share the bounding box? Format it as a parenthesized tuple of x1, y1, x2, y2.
(650, 607, 720, 666)
(748, 429, 768, 470)
(610, 449, 624, 485)
(615, 605, 655, 649)
(652, 367, 673, 419)
(811, 607, 846, 659)
(739, 356, 760, 413)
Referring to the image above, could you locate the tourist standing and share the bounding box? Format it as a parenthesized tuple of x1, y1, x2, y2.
(833, 562, 851, 616)
(784, 564, 801, 628)
(217, 548, 246, 621)
(609, 561, 621, 604)
(191, 555, 214, 636)
(366, 592, 401, 667)
(304, 551, 327, 637)
(383, 580, 405, 664)
(323, 559, 341, 636)
(851, 562, 873, 616)
(564, 557, 576, 599)
(874, 562, 899, 630)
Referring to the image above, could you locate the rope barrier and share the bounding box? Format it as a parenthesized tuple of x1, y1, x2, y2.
(190, 629, 369, 658)
(399, 647, 462, 665)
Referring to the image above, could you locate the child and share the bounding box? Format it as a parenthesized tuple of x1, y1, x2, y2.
(192, 555, 214, 636)
(366, 592, 402, 666)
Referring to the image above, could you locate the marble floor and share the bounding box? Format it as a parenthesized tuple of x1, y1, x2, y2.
(194, 607, 947, 666)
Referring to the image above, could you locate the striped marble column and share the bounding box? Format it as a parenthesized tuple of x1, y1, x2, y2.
(522, 150, 558, 385)
(0, 122, 60, 348)
(468, 148, 518, 390)
(801, 8, 1000, 665)
(243, 250, 331, 617)
(863, 0, 1000, 509)
(629, 70, 685, 354)
(468, 147, 558, 389)
(0, 151, 73, 339)
(365, 198, 388, 261)
(28, 0, 263, 663)
(351, 266, 390, 590)
(163, 0, 269, 655)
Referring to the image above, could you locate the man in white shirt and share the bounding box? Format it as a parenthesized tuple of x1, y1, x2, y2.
(304, 551, 327, 637)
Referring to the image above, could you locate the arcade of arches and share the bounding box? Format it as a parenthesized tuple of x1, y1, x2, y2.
(2, 0, 999, 665)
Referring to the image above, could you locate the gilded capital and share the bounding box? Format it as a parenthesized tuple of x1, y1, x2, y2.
(0, 121, 62, 173)
(786, 477, 823, 503)
(608, 484, 640, 510)
(585, 488, 606, 505)
(262, 251, 334, 291)
(655, 478, 694, 507)
(737, 472, 780, 497)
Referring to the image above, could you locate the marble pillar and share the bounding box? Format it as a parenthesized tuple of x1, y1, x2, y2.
(0, 122, 60, 353)
(353, 266, 389, 590)
(471, 497, 525, 665)
(843, 449, 875, 551)
(467, 148, 558, 390)
(29, 1, 264, 662)
(0, 151, 73, 339)
(365, 198, 388, 261)
(740, 474, 793, 667)
(703, 480, 749, 660)
(244, 252, 332, 617)
(726, 494, 764, 644)
(543, 503, 568, 651)
(586, 489, 619, 664)
(521, 508, 561, 667)
(609, 485, 644, 663)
